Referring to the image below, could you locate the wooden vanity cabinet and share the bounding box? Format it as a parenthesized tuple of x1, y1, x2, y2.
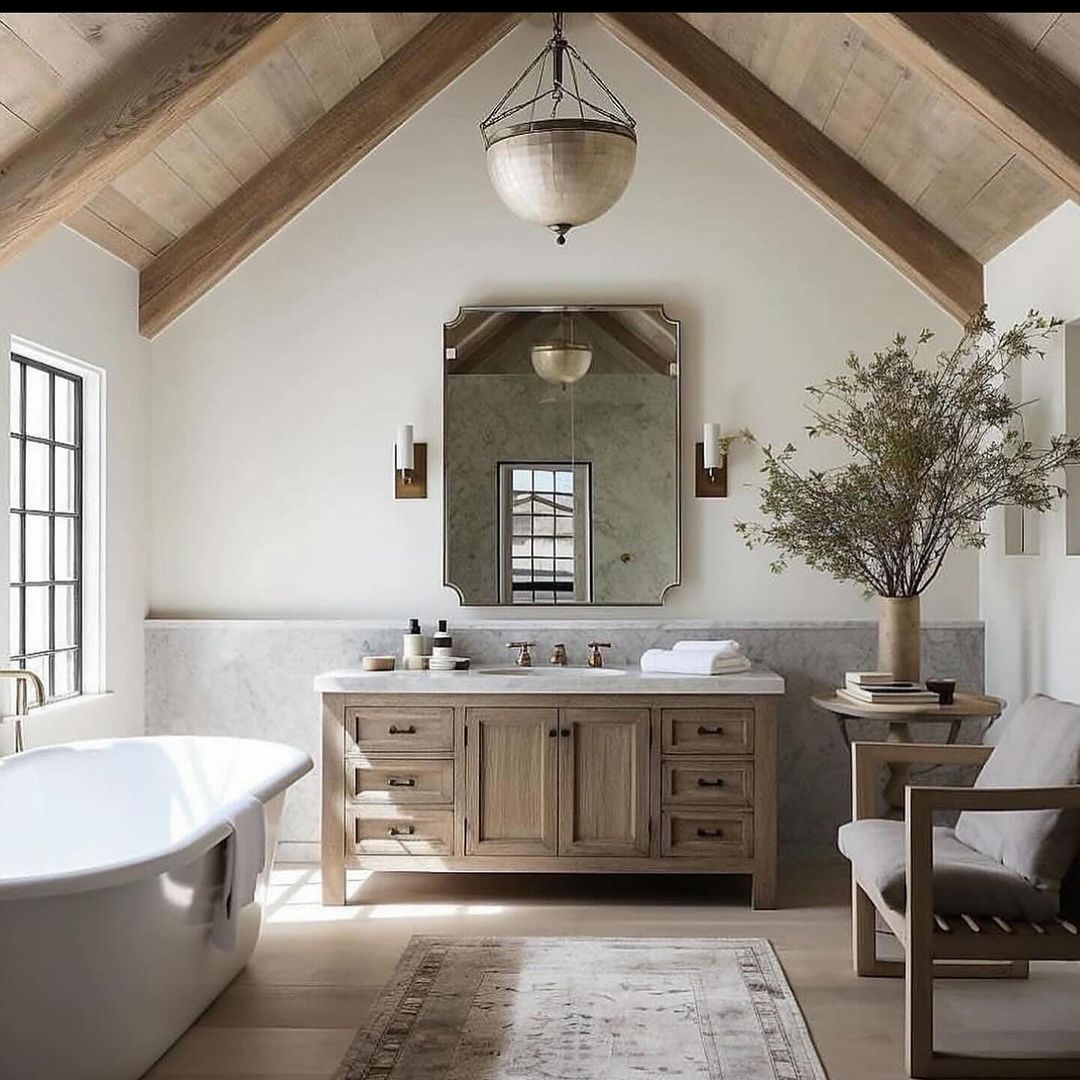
(322, 692, 778, 908)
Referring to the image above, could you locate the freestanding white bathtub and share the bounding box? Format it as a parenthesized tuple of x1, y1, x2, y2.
(0, 735, 312, 1080)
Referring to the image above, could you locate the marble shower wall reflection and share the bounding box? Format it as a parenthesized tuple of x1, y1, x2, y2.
(146, 619, 984, 857)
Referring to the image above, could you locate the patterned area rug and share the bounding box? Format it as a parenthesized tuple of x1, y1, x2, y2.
(335, 937, 827, 1079)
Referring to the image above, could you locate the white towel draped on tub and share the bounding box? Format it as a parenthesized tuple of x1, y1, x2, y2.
(640, 649, 752, 676)
(672, 639, 744, 658)
(211, 795, 267, 951)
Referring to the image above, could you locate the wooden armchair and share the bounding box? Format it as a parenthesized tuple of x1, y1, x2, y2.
(844, 738, 1080, 1078)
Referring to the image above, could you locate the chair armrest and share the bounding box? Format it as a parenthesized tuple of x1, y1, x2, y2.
(907, 784, 1080, 815)
(851, 741, 992, 820)
(904, 784, 1080, 936)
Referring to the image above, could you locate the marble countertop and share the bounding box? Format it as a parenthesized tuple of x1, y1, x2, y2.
(314, 666, 785, 695)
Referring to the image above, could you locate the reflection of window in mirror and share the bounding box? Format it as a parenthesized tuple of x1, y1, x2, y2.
(499, 463, 591, 603)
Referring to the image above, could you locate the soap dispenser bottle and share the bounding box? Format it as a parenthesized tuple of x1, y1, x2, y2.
(432, 619, 453, 659)
(403, 618, 424, 664)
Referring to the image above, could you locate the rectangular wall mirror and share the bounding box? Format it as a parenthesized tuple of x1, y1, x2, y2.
(443, 304, 681, 606)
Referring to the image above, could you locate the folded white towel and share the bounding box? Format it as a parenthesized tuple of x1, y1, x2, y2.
(211, 795, 267, 951)
(672, 639, 744, 658)
(640, 649, 752, 676)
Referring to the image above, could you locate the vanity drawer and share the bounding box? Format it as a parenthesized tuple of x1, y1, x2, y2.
(345, 707, 454, 752)
(661, 810, 753, 858)
(660, 709, 754, 755)
(347, 758, 454, 804)
(661, 759, 753, 807)
(348, 808, 454, 856)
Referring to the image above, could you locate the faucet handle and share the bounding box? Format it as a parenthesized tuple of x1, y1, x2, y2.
(506, 641, 536, 667)
(586, 641, 611, 668)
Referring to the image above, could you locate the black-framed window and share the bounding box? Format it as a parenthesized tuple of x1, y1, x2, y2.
(9, 354, 82, 701)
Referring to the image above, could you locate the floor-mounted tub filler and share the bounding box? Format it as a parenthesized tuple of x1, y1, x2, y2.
(0, 735, 312, 1080)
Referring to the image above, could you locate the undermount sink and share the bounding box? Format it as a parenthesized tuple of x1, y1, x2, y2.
(476, 666, 627, 677)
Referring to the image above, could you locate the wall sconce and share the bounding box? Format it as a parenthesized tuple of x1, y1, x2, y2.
(696, 422, 728, 498)
(695, 425, 730, 501)
(395, 424, 427, 499)
(695, 425, 754, 498)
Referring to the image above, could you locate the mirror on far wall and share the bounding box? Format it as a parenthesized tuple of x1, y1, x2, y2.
(443, 304, 681, 606)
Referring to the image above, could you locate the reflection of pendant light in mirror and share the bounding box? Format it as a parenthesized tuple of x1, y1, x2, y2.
(532, 312, 592, 386)
(480, 13, 637, 245)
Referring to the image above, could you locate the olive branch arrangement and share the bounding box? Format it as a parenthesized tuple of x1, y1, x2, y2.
(735, 307, 1080, 597)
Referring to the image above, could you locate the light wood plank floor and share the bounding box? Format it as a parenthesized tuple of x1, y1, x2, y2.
(143, 862, 1080, 1079)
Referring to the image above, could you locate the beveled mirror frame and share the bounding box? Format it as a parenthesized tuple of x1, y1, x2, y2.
(442, 303, 682, 607)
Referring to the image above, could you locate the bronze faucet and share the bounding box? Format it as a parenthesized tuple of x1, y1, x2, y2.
(507, 641, 536, 667)
(0, 668, 46, 752)
(549, 643, 568, 666)
(587, 641, 611, 668)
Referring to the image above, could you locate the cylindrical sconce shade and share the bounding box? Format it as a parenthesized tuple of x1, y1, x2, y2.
(396, 424, 414, 472)
(703, 423, 721, 471)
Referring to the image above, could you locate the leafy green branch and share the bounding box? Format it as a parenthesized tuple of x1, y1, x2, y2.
(735, 307, 1080, 597)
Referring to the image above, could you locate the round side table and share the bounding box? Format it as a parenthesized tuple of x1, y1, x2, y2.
(813, 692, 1005, 817)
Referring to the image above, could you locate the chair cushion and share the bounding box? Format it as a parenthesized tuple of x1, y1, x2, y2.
(838, 818, 1059, 921)
(954, 693, 1080, 891)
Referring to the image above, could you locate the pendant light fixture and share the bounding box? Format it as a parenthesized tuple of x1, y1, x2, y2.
(532, 312, 593, 386)
(480, 13, 637, 245)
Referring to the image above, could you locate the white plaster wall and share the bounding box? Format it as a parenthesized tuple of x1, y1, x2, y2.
(982, 201, 1080, 714)
(149, 14, 977, 623)
(0, 226, 150, 752)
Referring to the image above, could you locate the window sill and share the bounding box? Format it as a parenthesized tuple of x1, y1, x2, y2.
(27, 690, 114, 721)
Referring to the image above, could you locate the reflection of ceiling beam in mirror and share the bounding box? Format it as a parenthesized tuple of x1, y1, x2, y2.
(579, 312, 674, 376)
(449, 313, 533, 374)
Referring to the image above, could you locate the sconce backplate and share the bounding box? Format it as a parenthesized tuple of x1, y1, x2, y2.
(694, 442, 727, 498)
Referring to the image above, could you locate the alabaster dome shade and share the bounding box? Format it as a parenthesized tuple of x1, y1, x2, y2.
(531, 340, 593, 385)
(485, 119, 637, 239)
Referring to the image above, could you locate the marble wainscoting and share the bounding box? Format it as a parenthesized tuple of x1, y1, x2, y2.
(145, 619, 984, 860)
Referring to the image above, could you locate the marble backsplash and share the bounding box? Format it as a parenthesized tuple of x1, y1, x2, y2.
(145, 619, 985, 859)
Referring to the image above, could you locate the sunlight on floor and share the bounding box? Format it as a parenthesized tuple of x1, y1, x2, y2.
(265, 864, 506, 924)
(368, 903, 505, 919)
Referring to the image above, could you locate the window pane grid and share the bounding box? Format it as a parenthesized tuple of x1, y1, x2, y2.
(509, 467, 576, 604)
(9, 354, 82, 701)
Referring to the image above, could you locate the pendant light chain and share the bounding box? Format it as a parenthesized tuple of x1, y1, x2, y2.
(480, 12, 636, 143)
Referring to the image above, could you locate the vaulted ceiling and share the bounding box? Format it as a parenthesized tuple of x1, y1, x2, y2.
(0, 12, 1078, 337)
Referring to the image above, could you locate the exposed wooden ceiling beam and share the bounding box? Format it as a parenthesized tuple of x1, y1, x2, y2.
(450, 313, 532, 374)
(597, 11, 983, 323)
(848, 12, 1080, 200)
(581, 312, 672, 377)
(139, 11, 523, 338)
(0, 12, 310, 269)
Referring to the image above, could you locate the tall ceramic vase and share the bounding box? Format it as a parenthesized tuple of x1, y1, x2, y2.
(877, 595, 921, 683)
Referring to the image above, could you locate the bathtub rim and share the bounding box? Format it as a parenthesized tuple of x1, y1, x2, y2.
(0, 734, 312, 901)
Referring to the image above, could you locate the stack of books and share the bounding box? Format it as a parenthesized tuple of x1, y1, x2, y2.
(838, 671, 940, 706)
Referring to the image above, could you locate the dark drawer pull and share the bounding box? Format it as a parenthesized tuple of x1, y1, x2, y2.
(387, 777, 417, 788)
(698, 777, 724, 788)
(697, 827, 724, 839)
(387, 825, 416, 837)
(697, 725, 724, 736)
(388, 725, 417, 735)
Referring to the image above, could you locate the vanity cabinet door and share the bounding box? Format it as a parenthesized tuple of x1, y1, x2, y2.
(465, 708, 558, 856)
(558, 708, 650, 857)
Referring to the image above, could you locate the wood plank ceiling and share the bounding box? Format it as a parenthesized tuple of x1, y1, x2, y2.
(0, 13, 1077, 336)
(681, 12, 1066, 263)
(99, 13, 437, 266)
